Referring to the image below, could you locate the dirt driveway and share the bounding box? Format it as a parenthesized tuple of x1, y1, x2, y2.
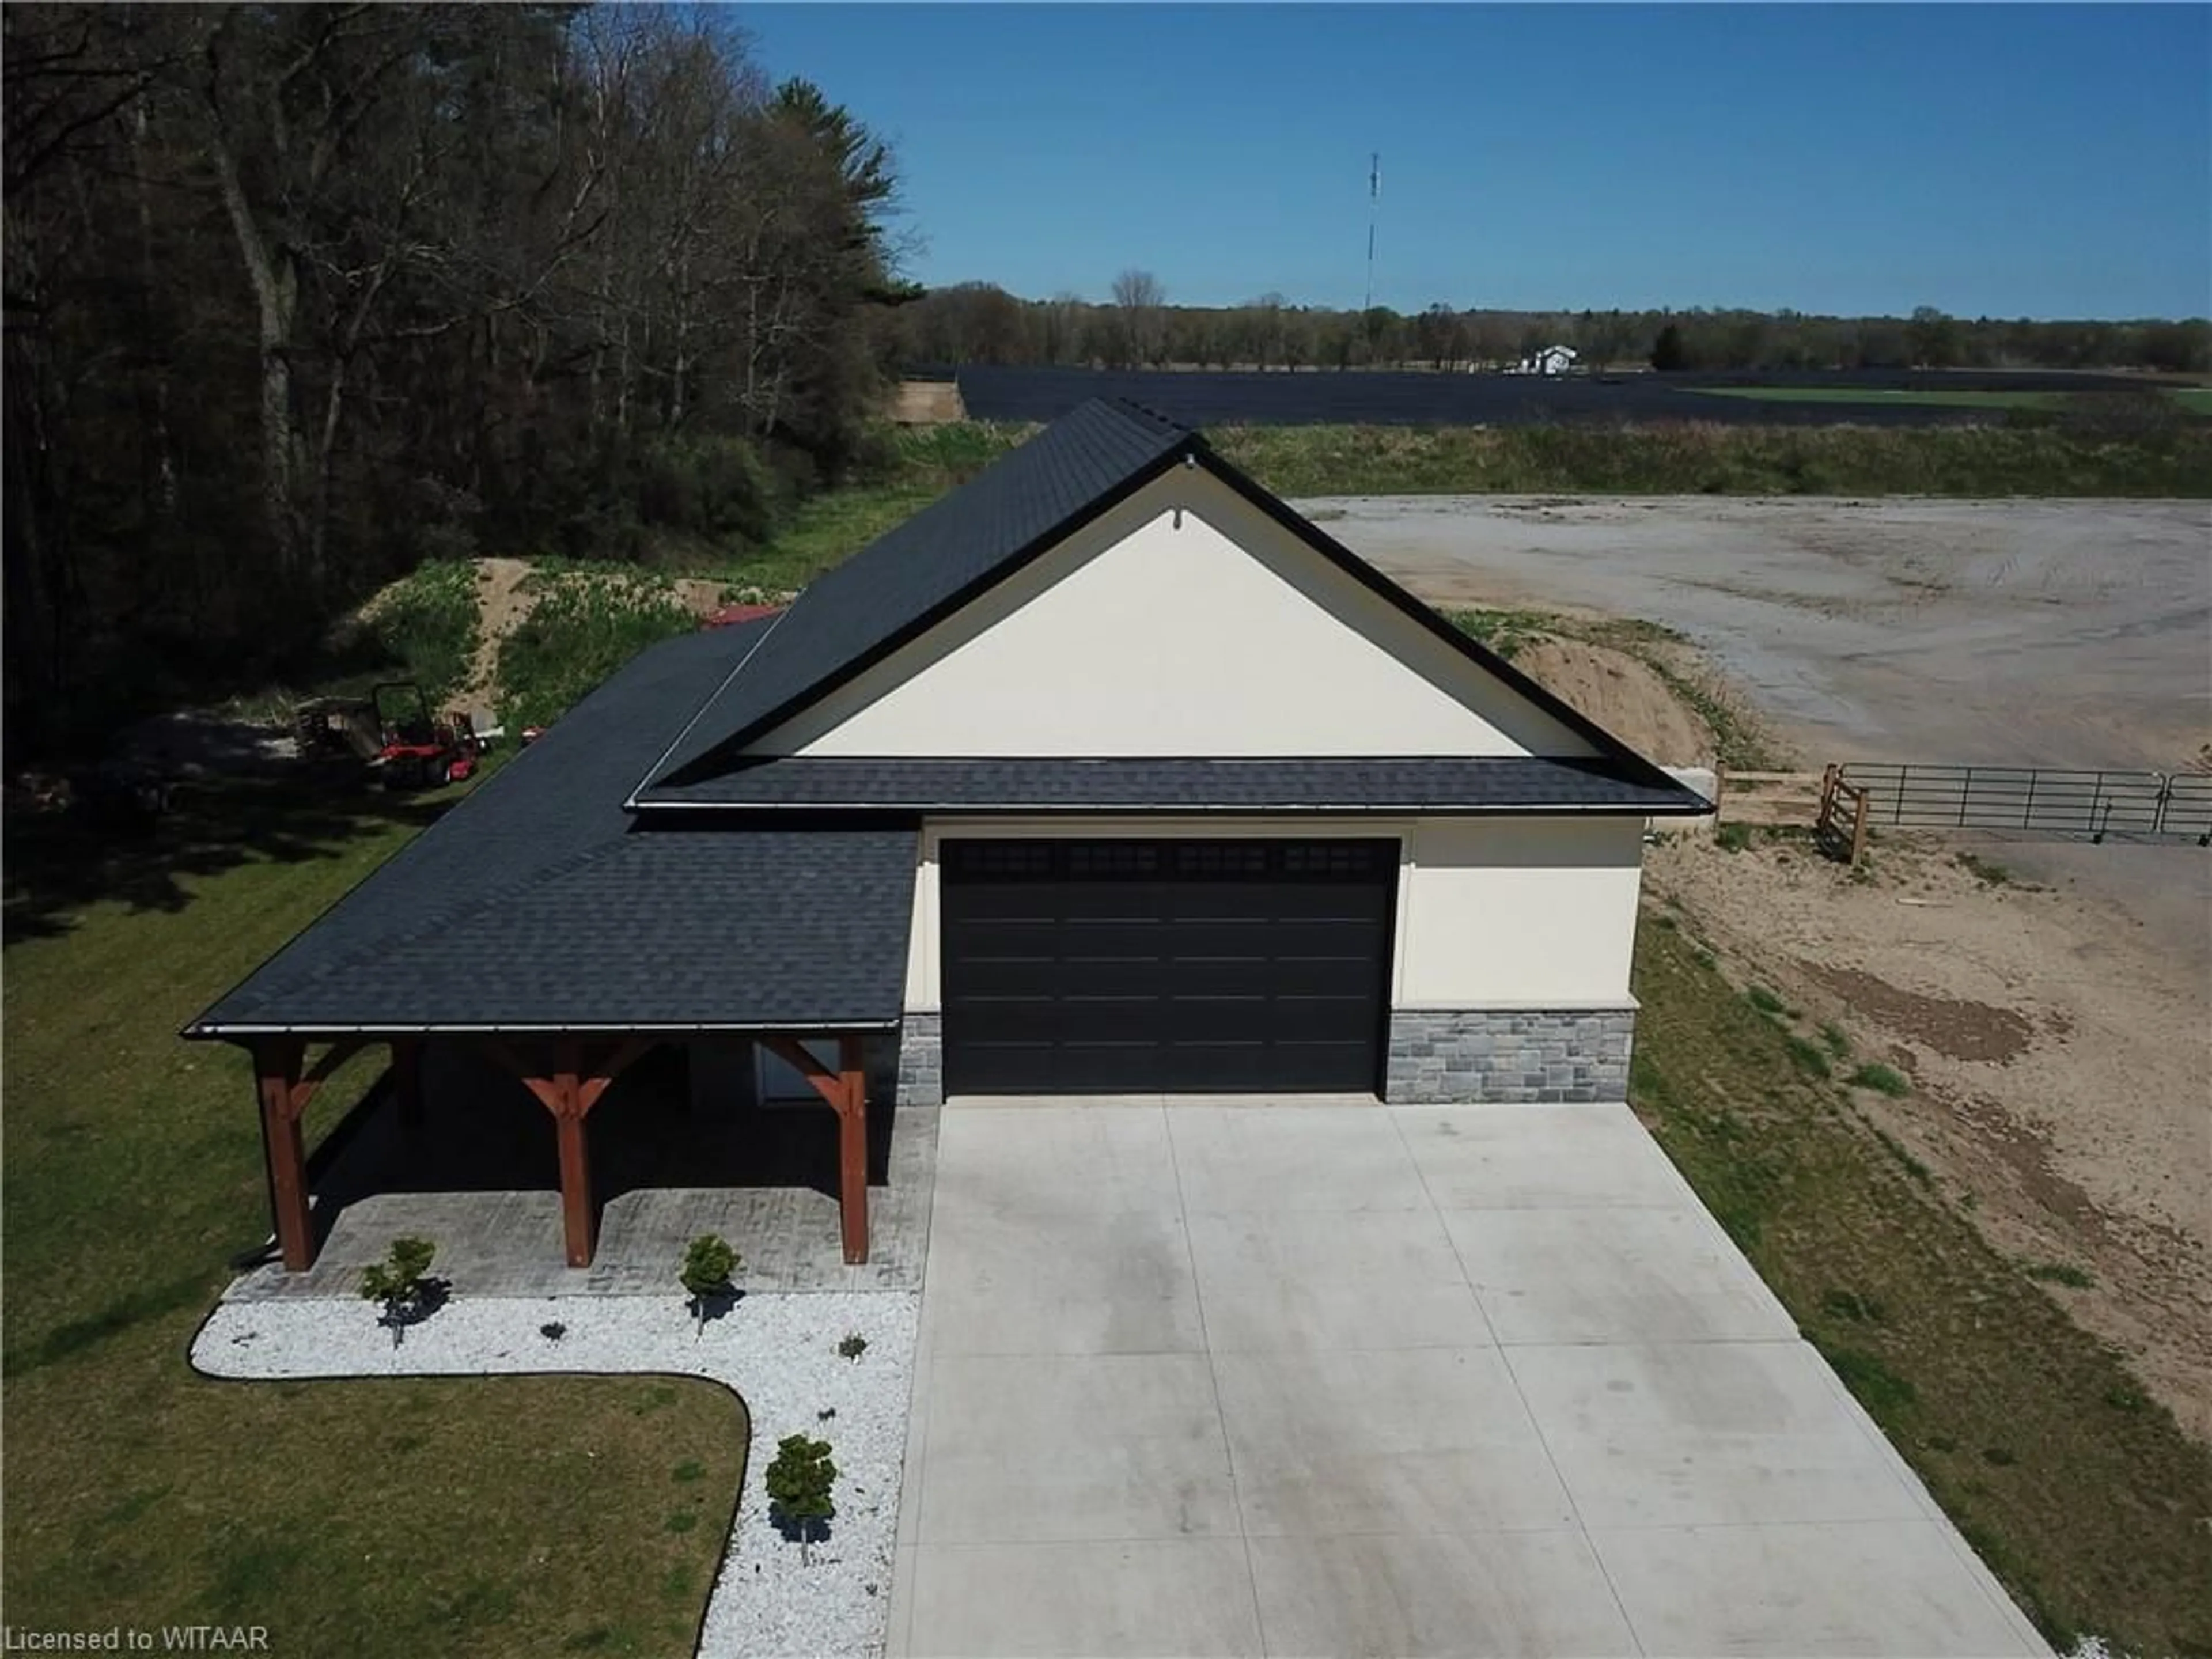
(1306, 493, 2212, 977)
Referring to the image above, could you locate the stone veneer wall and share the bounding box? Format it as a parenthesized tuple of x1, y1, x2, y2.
(1385, 1007, 1636, 1104)
(894, 1012, 943, 1107)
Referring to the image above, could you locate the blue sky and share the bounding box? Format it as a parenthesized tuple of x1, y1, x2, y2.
(737, 5, 2211, 319)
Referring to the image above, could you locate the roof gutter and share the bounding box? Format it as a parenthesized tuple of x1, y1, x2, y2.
(626, 798, 1715, 816)
(181, 1017, 903, 1042)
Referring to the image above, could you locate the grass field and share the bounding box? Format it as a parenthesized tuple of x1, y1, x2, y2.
(1688, 385, 2071, 410)
(2, 778, 747, 1656)
(1208, 418, 2212, 498)
(1631, 902, 2212, 1656)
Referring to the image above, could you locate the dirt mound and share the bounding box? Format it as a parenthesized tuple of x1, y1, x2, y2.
(1511, 638, 1714, 767)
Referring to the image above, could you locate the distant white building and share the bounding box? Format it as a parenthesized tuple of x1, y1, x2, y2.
(1512, 344, 1579, 377)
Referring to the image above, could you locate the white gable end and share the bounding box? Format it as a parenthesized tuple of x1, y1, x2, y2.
(752, 470, 1599, 760)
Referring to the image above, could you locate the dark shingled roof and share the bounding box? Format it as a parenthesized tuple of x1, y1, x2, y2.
(186, 619, 916, 1035)
(637, 399, 1710, 819)
(634, 757, 1711, 815)
(643, 399, 1194, 789)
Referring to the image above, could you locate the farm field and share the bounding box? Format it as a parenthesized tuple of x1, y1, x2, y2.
(942, 363, 2209, 429)
(1688, 385, 2070, 410)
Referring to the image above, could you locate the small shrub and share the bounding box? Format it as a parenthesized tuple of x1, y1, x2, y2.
(1983, 1446, 2018, 1467)
(539, 1320, 567, 1343)
(836, 1332, 868, 1361)
(1745, 986, 1787, 1016)
(1651, 913, 1679, 931)
(1785, 1035, 1832, 1080)
(680, 1234, 741, 1336)
(1849, 1062, 1911, 1097)
(359, 1237, 446, 1349)
(2105, 1382, 2147, 1413)
(672, 1459, 706, 1484)
(1691, 948, 1718, 971)
(1955, 850, 2013, 887)
(1715, 821, 1753, 853)
(764, 1434, 837, 1565)
(1820, 1021, 1851, 1059)
(2024, 1261, 2093, 1289)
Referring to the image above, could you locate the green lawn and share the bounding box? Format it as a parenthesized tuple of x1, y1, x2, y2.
(1631, 897, 2212, 1656)
(2, 777, 747, 1656)
(2170, 386, 2212, 415)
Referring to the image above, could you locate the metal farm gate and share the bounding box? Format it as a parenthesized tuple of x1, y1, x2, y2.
(1816, 763, 2212, 863)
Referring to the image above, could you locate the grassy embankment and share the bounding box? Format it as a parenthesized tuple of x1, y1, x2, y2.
(1209, 415, 2212, 498)
(2, 787, 747, 1657)
(1631, 895, 2212, 1656)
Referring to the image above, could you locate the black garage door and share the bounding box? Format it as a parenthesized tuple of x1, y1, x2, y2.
(941, 838, 1396, 1094)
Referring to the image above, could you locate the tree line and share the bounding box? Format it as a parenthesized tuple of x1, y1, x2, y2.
(4, 3, 910, 755)
(895, 278, 2211, 377)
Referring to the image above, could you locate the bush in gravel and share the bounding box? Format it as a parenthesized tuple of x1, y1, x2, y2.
(680, 1234, 741, 1336)
(765, 1434, 837, 1565)
(359, 1237, 446, 1348)
(836, 1333, 868, 1361)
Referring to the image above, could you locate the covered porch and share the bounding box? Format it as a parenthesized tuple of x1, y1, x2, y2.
(235, 1027, 929, 1297)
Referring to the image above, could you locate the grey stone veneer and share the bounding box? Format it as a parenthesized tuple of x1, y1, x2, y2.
(1386, 1006, 1636, 1104)
(895, 1012, 944, 1107)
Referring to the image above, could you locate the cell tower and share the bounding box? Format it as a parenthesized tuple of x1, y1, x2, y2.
(1363, 153, 1380, 313)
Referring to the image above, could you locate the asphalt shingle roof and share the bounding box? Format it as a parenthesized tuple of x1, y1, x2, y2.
(643, 399, 1194, 788)
(633, 757, 1710, 815)
(188, 619, 915, 1034)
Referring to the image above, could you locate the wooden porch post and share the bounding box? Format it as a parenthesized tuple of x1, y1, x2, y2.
(252, 1035, 367, 1272)
(480, 1035, 656, 1271)
(838, 1033, 869, 1267)
(255, 1039, 314, 1272)
(763, 1033, 871, 1266)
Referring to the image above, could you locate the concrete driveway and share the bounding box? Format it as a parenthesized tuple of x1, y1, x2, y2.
(888, 1099, 2047, 1659)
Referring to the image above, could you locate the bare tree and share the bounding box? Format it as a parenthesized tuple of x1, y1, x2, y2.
(1111, 268, 1166, 368)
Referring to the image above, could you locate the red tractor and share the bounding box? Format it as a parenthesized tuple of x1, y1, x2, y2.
(294, 682, 483, 789)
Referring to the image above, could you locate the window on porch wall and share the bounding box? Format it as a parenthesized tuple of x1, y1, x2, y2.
(757, 1038, 841, 1108)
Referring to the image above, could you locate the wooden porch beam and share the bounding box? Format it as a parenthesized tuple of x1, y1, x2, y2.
(760, 1034, 871, 1265)
(577, 1035, 656, 1115)
(476, 1036, 608, 1267)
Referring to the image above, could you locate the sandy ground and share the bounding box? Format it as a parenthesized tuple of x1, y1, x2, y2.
(1304, 494, 2211, 1437)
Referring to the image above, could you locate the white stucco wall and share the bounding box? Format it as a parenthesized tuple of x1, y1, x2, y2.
(754, 470, 1597, 760)
(899, 815, 1642, 1014)
(1396, 818, 1645, 1006)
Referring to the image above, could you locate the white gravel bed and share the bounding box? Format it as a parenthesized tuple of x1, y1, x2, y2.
(193, 1288, 919, 1659)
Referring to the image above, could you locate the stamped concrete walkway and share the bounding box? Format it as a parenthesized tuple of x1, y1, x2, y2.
(887, 1099, 2048, 1659)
